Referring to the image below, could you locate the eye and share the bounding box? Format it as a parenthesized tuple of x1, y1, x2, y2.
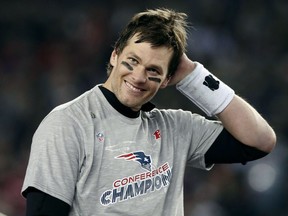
(147, 68, 160, 75)
(128, 57, 138, 65)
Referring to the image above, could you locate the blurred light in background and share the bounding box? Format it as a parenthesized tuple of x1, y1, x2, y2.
(247, 163, 277, 192)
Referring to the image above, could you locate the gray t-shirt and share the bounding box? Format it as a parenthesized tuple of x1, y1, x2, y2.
(22, 85, 223, 216)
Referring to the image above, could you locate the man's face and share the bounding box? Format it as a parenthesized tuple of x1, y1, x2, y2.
(103, 35, 173, 111)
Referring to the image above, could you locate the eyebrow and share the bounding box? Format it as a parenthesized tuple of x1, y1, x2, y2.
(127, 52, 140, 61)
(127, 52, 164, 74)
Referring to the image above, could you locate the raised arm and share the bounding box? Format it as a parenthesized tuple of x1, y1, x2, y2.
(217, 95, 276, 153)
(169, 54, 276, 153)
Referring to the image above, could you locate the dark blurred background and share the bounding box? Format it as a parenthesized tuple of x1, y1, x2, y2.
(0, 0, 287, 215)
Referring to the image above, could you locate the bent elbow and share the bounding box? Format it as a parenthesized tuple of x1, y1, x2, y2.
(261, 128, 277, 153)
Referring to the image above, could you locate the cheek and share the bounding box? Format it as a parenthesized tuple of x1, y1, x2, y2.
(148, 77, 161, 83)
(111, 63, 126, 77)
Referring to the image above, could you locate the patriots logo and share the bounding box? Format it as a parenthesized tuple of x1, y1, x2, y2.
(116, 151, 152, 171)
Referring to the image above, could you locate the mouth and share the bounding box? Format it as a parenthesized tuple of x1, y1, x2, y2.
(124, 81, 145, 92)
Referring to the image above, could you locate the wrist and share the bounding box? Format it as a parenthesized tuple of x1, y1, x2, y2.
(176, 62, 235, 116)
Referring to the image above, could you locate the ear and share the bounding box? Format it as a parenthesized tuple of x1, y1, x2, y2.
(110, 49, 118, 67)
(160, 76, 171, 89)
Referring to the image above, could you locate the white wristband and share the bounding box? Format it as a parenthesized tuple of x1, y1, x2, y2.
(176, 62, 235, 116)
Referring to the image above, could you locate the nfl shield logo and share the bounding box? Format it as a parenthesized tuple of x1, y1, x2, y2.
(96, 132, 104, 142)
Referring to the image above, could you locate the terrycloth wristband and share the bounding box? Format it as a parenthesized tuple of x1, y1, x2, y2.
(176, 62, 235, 116)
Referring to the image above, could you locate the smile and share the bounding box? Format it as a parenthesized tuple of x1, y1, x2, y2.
(125, 81, 144, 92)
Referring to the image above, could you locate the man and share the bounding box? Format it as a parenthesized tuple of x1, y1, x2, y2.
(22, 8, 276, 215)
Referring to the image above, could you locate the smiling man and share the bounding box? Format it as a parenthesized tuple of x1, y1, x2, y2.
(22, 8, 276, 216)
(104, 34, 172, 111)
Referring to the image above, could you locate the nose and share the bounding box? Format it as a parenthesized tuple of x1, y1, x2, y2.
(131, 66, 147, 83)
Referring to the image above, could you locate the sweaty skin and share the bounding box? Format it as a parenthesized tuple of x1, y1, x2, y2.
(121, 61, 161, 83)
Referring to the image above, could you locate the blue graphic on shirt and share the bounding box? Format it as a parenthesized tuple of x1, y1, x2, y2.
(116, 151, 152, 171)
(100, 161, 172, 206)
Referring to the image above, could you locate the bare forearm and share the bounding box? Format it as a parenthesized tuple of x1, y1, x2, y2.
(174, 57, 276, 152)
(217, 95, 276, 153)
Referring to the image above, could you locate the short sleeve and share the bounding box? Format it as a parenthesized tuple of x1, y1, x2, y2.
(22, 110, 83, 205)
(186, 113, 223, 169)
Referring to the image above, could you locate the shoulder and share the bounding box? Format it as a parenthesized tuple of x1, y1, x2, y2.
(147, 108, 205, 122)
(44, 86, 102, 123)
(146, 108, 222, 132)
(33, 86, 103, 140)
(52, 86, 99, 114)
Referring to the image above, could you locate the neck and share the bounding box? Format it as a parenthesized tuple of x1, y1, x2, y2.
(99, 86, 140, 118)
(99, 85, 155, 118)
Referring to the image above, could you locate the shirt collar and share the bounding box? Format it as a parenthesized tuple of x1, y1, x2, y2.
(99, 85, 155, 118)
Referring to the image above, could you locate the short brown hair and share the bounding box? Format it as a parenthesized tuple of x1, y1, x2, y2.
(107, 8, 189, 77)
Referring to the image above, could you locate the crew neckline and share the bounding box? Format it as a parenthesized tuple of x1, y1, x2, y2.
(98, 85, 155, 118)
